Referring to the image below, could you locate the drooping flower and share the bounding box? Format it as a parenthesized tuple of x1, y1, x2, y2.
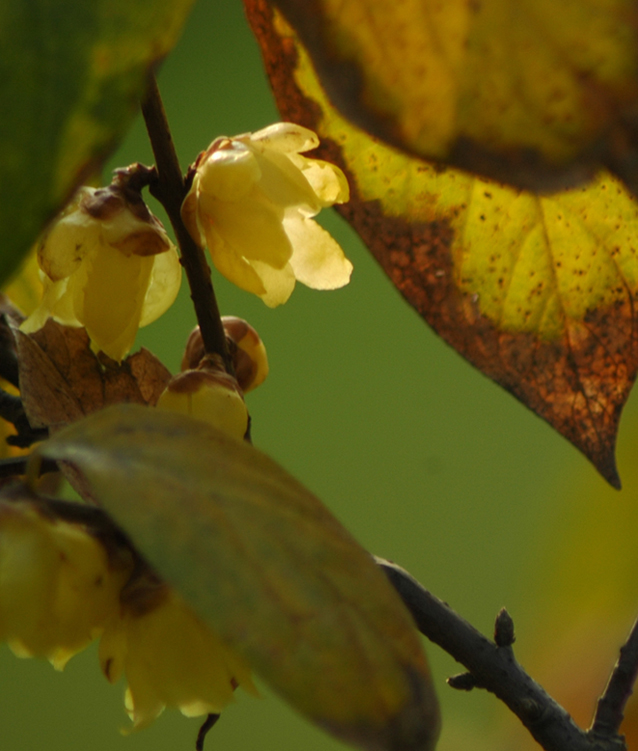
(181, 123, 353, 307)
(99, 583, 257, 729)
(0, 501, 132, 669)
(0, 499, 257, 729)
(21, 183, 182, 362)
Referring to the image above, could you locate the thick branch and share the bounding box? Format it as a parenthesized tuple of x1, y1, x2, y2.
(140, 73, 232, 373)
(376, 557, 623, 751)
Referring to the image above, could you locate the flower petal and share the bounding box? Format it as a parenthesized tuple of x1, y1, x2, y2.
(247, 122, 319, 154)
(291, 156, 350, 205)
(200, 192, 292, 268)
(285, 216, 353, 290)
(79, 241, 154, 362)
(250, 258, 296, 307)
(139, 247, 182, 327)
(38, 209, 99, 281)
(199, 144, 261, 202)
(205, 221, 267, 296)
(254, 149, 324, 215)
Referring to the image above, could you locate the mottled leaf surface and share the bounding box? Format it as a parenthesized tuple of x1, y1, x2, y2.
(246, 0, 638, 487)
(0, 0, 193, 287)
(39, 404, 440, 751)
(271, 0, 638, 194)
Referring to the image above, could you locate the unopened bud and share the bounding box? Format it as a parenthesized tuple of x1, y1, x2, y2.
(157, 363, 248, 440)
(181, 318, 268, 393)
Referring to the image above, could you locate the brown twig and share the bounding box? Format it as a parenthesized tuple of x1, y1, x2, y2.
(140, 73, 232, 373)
(376, 557, 627, 751)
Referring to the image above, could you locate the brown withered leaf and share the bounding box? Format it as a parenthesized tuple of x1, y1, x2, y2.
(15, 319, 171, 430)
(245, 0, 638, 488)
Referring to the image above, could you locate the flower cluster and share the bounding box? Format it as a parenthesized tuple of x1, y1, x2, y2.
(21, 184, 181, 362)
(0, 500, 257, 729)
(182, 123, 353, 306)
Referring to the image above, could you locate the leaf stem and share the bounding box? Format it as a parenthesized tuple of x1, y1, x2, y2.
(140, 73, 233, 373)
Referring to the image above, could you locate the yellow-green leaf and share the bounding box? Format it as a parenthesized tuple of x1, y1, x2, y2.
(38, 404, 440, 751)
(246, 0, 638, 487)
(0, 0, 194, 288)
(270, 0, 638, 194)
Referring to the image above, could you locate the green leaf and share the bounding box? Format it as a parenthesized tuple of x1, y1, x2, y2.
(38, 404, 440, 751)
(246, 0, 638, 487)
(0, 0, 194, 287)
(270, 0, 638, 194)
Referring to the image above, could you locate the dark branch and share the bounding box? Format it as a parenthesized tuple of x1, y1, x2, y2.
(0, 456, 58, 478)
(0, 310, 20, 388)
(591, 615, 638, 741)
(0, 388, 48, 448)
(140, 73, 232, 373)
(376, 557, 623, 751)
(196, 713, 221, 751)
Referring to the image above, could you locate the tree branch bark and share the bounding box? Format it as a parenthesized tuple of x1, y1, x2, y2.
(140, 73, 233, 374)
(376, 557, 631, 751)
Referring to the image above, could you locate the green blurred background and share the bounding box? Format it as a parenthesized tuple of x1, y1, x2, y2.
(2, 2, 638, 750)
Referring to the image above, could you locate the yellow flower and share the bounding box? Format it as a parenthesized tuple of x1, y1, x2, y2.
(182, 123, 352, 307)
(0, 502, 132, 669)
(21, 185, 182, 362)
(99, 585, 257, 729)
(0, 500, 258, 730)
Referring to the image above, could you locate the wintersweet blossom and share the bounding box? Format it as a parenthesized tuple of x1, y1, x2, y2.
(21, 184, 181, 362)
(0, 502, 132, 669)
(99, 585, 257, 729)
(0, 500, 257, 729)
(181, 123, 353, 307)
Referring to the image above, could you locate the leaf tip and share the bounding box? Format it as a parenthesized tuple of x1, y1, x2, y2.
(590, 441, 622, 489)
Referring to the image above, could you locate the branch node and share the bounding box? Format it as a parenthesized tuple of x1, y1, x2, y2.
(494, 607, 516, 648)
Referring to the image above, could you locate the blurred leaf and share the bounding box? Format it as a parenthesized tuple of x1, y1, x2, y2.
(246, 0, 638, 487)
(2, 250, 42, 318)
(270, 0, 638, 195)
(0, 0, 194, 288)
(39, 404, 441, 751)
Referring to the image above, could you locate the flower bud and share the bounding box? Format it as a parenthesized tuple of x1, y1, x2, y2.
(156, 361, 248, 440)
(181, 318, 268, 393)
(181, 122, 352, 307)
(21, 181, 182, 362)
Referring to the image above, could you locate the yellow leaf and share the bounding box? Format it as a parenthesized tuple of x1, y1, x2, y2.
(246, 0, 638, 487)
(38, 404, 440, 751)
(271, 0, 638, 193)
